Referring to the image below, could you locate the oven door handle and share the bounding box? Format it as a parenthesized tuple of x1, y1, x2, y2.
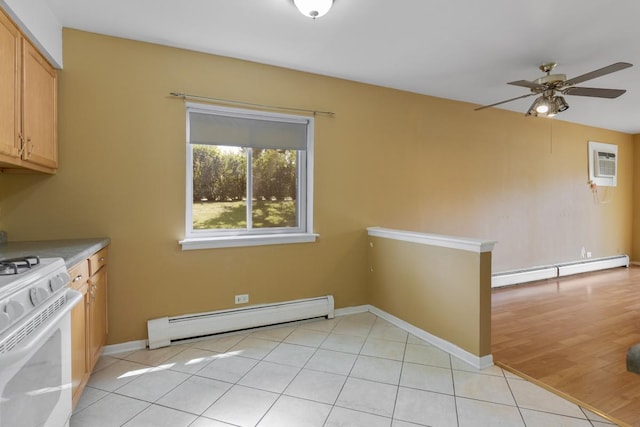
(0, 289, 83, 366)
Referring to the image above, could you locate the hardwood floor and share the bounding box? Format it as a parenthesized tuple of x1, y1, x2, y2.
(492, 266, 640, 426)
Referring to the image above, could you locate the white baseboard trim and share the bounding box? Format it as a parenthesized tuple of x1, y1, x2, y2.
(102, 339, 147, 355)
(365, 305, 493, 370)
(334, 305, 370, 317)
(104, 304, 492, 369)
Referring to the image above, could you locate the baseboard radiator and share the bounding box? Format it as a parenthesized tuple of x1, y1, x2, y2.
(147, 295, 334, 349)
(492, 255, 629, 288)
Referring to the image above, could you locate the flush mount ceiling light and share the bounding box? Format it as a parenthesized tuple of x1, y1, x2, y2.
(294, 0, 333, 19)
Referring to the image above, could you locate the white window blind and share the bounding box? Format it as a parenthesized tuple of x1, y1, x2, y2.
(188, 110, 309, 150)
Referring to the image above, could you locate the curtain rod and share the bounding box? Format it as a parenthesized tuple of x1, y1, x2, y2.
(169, 92, 335, 117)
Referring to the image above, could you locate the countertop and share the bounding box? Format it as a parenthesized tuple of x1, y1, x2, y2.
(0, 238, 111, 268)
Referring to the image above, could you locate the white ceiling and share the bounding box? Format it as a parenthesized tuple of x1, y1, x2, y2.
(45, 0, 640, 133)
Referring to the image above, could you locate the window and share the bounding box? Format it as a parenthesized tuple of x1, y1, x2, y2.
(180, 103, 316, 250)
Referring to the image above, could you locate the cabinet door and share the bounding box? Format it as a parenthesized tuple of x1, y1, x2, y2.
(69, 260, 90, 408)
(88, 267, 108, 370)
(0, 11, 21, 158)
(22, 40, 57, 168)
(71, 283, 89, 408)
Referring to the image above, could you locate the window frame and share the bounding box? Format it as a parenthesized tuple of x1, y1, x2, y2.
(180, 103, 317, 250)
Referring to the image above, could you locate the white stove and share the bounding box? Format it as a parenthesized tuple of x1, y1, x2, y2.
(0, 257, 70, 337)
(0, 255, 81, 427)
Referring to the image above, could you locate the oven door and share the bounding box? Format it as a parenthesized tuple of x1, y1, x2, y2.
(0, 289, 82, 427)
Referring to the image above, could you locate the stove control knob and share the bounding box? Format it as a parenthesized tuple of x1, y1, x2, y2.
(0, 311, 10, 331)
(50, 271, 71, 292)
(5, 300, 24, 321)
(30, 287, 50, 306)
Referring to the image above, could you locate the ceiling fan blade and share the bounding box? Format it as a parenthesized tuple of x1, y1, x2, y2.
(563, 87, 626, 98)
(564, 62, 632, 86)
(474, 93, 535, 111)
(508, 80, 546, 90)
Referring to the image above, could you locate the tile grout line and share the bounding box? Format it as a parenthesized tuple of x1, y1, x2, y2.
(184, 319, 371, 425)
(74, 346, 187, 419)
(279, 318, 339, 427)
(323, 314, 374, 426)
(389, 328, 409, 425)
(250, 315, 356, 426)
(177, 334, 264, 426)
(502, 365, 528, 426)
(312, 316, 344, 427)
(231, 326, 299, 427)
(117, 345, 198, 426)
(502, 373, 606, 426)
(449, 351, 461, 427)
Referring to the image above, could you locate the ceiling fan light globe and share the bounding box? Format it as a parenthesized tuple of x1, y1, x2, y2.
(528, 95, 551, 115)
(555, 96, 570, 112)
(294, 0, 333, 18)
(526, 95, 560, 117)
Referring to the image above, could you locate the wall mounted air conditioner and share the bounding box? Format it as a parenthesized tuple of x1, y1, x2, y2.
(594, 151, 616, 178)
(588, 141, 617, 187)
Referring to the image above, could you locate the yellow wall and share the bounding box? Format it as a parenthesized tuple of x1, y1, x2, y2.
(634, 133, 640, 262)
(368, 235, 492, 356)
(0, 29, 634, 344)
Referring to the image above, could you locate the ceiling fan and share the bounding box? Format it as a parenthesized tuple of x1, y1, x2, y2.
(475, 62, 633, 117)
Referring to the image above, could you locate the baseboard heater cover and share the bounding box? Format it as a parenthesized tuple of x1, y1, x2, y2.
(491, 266, 557, 288)
(557, 255, 629, 277)
(147, 295, 334, 350)
(492, 255, 629, 288)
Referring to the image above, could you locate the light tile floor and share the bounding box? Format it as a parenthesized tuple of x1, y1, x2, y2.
(71, 312, 619, 427)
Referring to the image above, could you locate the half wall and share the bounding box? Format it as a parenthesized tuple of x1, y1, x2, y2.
(367, 227, 495, 361)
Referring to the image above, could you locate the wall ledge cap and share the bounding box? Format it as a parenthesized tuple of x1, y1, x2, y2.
(367, 227, 496, 253)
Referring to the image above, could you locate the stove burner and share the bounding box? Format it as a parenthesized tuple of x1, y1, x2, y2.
(0, 256, 41, 275)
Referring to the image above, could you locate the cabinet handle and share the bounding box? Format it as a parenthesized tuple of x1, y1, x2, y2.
(26, 137, 33, 158)
(17, 133, 25, 156)
(98, 257, 105, 262)
(72, 274, 83, 282)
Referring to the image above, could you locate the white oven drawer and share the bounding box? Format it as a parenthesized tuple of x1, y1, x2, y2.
(0, 289, 82, 427)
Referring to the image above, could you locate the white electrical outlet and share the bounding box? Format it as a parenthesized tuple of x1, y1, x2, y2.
(586, 252, 592, 258)
(235, 294, 249, 304)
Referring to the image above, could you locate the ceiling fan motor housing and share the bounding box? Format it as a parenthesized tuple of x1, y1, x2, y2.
(534, 74, 567, 88)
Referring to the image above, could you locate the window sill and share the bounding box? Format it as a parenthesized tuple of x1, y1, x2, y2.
(179, 233, 319, 250)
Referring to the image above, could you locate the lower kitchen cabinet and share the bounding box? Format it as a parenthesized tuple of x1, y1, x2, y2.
(88, 252, 108, 366)
(70, 246, 108, 409)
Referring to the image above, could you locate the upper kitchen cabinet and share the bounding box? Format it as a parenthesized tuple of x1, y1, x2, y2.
(0, 10, 21, 160)
(0, 9, 57, 174)
(22, 41, 57, 170)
